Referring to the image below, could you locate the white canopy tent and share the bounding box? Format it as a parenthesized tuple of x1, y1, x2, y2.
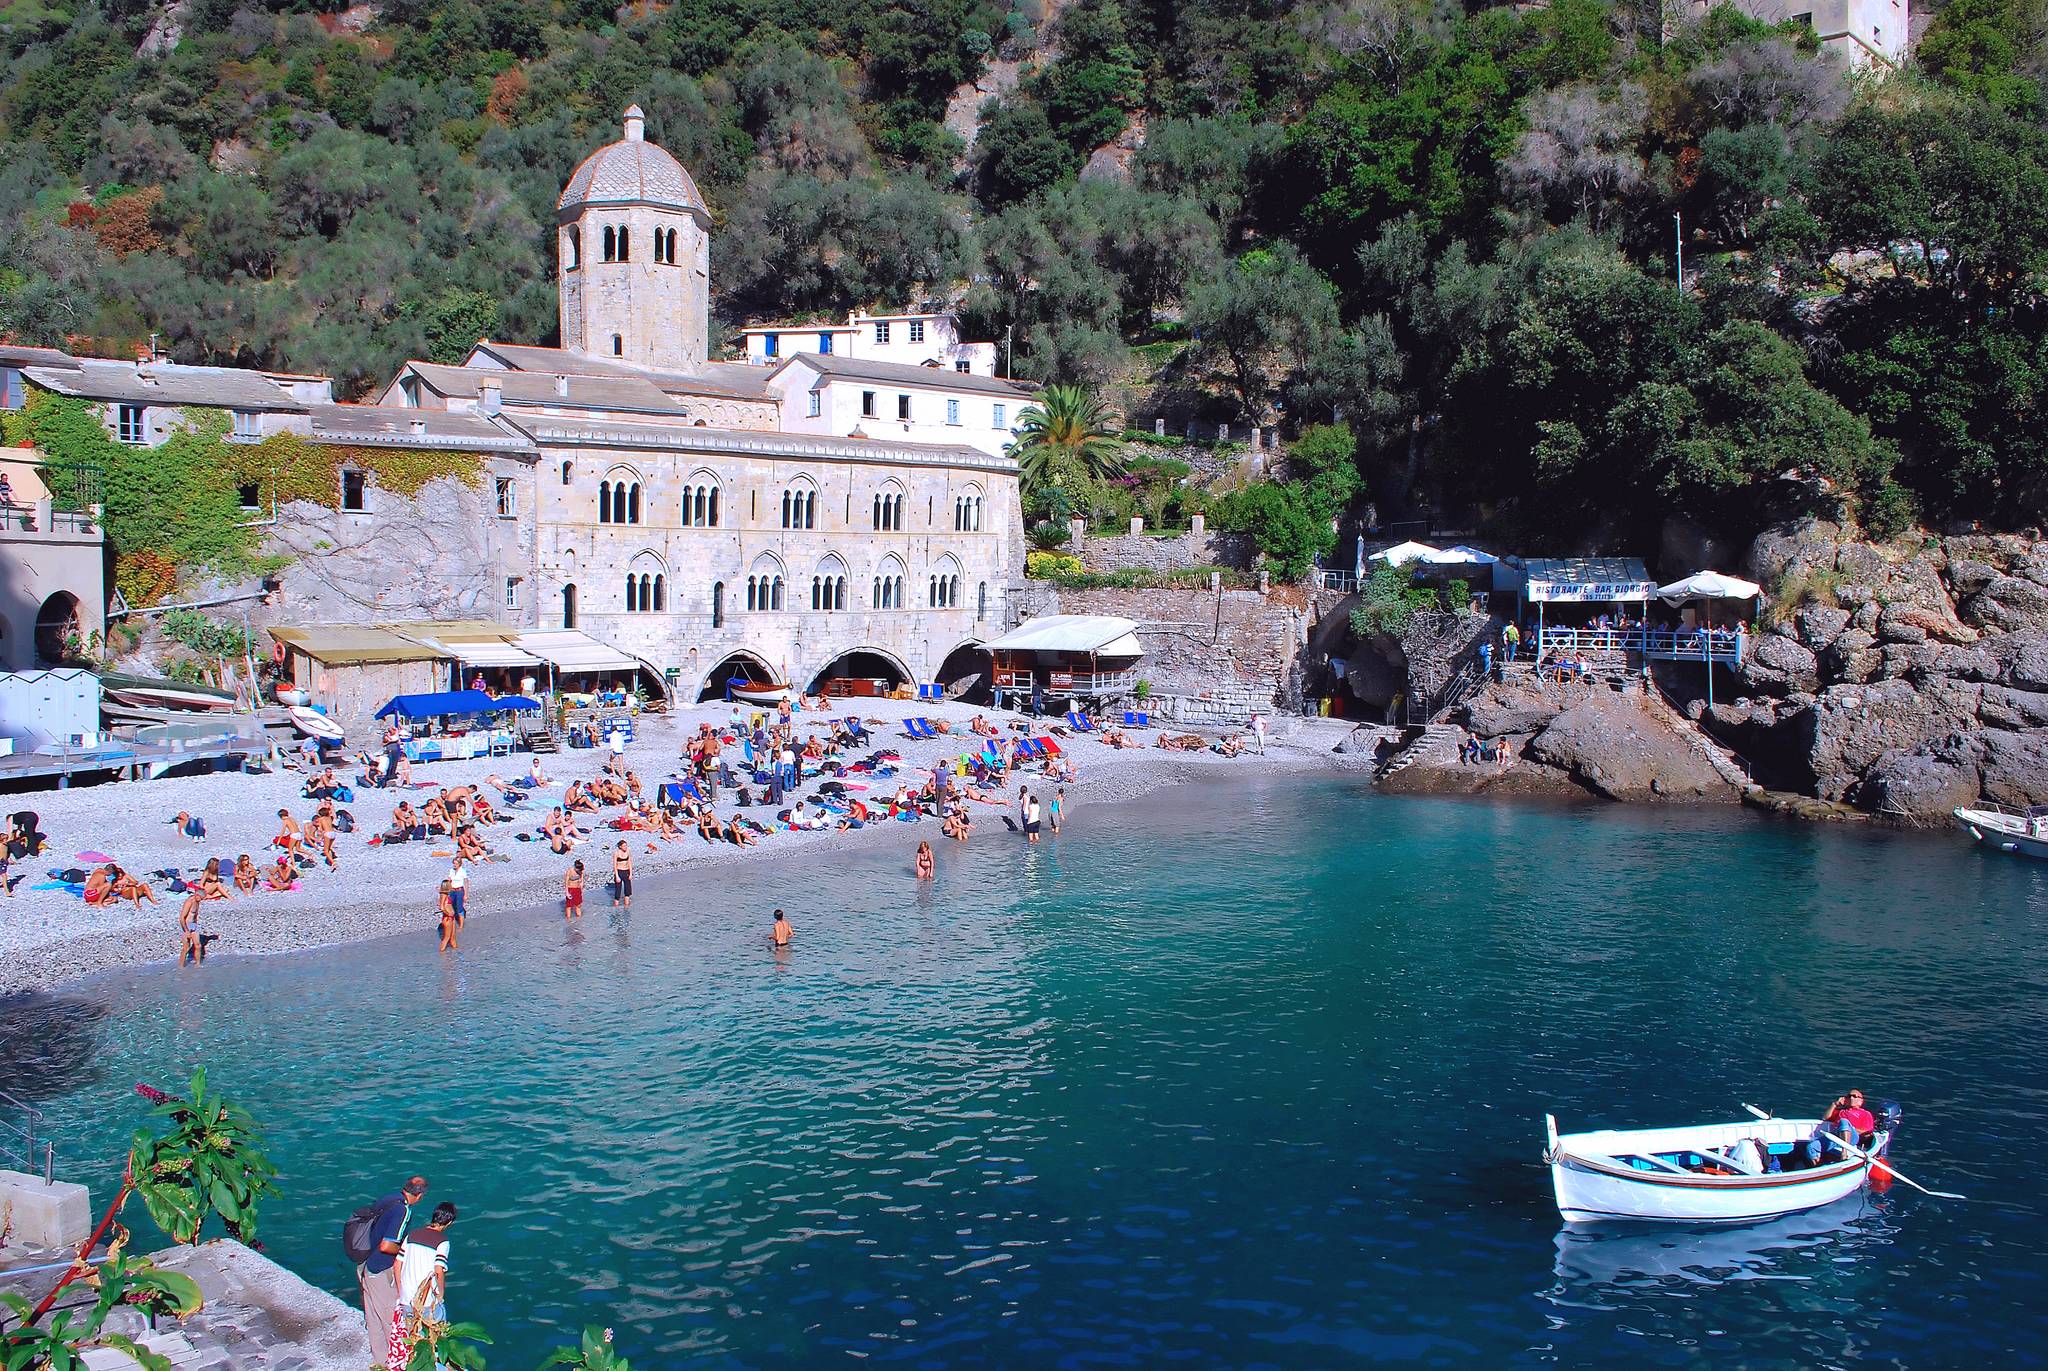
(1419, 544, 1499, 567)
(512, 630, 643, 674)
(984, 615, 1143, 658)
(1369, 540, 1440, 568)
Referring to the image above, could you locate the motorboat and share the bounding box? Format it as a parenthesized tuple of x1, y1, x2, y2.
(1954, 803, 2048, 860)
(1545, 1108, 1898, 1224)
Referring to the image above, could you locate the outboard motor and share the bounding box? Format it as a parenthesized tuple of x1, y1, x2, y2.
(1875, 1100, 1904, 1149)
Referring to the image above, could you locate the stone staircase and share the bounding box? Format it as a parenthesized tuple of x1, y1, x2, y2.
(1377, 723, 1463, 779)
(1644, 687, 1755, 792)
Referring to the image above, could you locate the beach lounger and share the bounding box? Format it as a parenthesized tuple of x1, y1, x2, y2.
(1123, 711, 1150, 728)
(1066, 711, 1096, 732)
(903, 717, 937, 739)
(1036, 736, 1062, 756)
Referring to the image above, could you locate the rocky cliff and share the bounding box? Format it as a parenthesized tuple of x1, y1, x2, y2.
(1700, 522, 2048, 819)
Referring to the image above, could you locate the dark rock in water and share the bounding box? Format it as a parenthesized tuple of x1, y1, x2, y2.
(1859, 742, 1981, 818)
(1979, 729, 2048, 806)
(1527, 693, 1734, 802)
(1800, 679, 1982, 800)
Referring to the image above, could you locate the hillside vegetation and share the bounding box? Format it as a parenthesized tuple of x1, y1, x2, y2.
(4, 0, 2048, 557)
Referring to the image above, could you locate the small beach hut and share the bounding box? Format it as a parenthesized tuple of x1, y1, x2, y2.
(268, 626, 451, 725)
(985, 615, 1144, 710)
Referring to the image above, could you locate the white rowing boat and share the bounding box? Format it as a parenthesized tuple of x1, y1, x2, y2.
(1954, 804, 2048, 860)
(1545, 1112, 1896, 1224)
(289, 705, 347, 742)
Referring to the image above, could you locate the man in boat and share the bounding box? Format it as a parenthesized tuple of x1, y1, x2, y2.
(1806, 1088, 1875, 1165)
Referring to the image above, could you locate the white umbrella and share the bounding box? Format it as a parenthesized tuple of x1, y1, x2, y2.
(1656, 571, 1762, 604)
(1419, 544, 1499, 567)
(1369, 540, 1439, 568)
(1354, 534, 1365, 580)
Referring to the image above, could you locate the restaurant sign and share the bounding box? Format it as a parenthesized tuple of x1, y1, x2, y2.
(1527, 580, 1658, 603)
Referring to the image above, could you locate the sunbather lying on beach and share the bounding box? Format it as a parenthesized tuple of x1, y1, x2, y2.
(969, 715, 999, 737)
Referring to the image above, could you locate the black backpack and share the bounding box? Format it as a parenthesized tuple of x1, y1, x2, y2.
(341, 1199, 386, 1265)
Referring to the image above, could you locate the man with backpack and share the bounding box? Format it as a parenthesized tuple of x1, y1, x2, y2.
(345, 1175, 428, 1366)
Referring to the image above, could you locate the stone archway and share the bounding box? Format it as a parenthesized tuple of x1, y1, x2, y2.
(805, 645, 914, 697)
(33, 591, 81, 665)
(697, 649, 781, 702)
(935, 639, 993, 705)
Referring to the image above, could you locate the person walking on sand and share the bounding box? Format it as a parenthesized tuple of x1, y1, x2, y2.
(357, 1175, 427, 1369)
(564, 860, 584, 920)
(436, 881, 459, 951)
(771, 908, 792, 948)
(611, 840, 633, 909)
(915, 840, 935, 881)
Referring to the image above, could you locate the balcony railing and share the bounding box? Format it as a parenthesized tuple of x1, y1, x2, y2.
(1537, 626, 1747, 666)
(994, 666, 1140, 695)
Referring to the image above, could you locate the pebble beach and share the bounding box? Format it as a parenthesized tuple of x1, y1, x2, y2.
(0, 699, 1359, 999)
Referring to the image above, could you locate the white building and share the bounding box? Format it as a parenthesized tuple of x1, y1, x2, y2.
(1685, 0, 1908, 67)
(738, 308, 1001, 376)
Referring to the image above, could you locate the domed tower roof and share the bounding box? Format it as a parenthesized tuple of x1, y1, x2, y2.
(557, 105, 708, 220)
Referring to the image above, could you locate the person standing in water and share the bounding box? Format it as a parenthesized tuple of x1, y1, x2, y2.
(611, 840, 633, 909)
(770, 908, 792, 947)
(1049, 786, 1065, 835)
(1023, 790, 1042, 843)
(915, 841, 935, 881)
(563, 860, 584, 920)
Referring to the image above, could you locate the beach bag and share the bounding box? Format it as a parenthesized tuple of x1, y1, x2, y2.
(337, 785, 355, 803)
(335, 809, 356, 833)
(342, 1200, 385, 1266)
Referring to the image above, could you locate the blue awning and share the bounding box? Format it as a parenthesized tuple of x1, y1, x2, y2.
(374, 690, 539, 719)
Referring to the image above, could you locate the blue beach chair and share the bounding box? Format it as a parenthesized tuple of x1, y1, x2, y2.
(1066, 710, 1096, 732)
(1123, 710, 1150, 728)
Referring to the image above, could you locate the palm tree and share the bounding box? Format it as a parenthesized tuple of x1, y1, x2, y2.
(1012, 384, 1124, 491)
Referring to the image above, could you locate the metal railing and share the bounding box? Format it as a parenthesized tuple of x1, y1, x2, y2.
(0, 1086, 55, 1184)
(1537, 626, 1747, 666)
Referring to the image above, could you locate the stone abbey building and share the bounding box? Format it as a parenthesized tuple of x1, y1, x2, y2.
(376, 106, 1032, 700)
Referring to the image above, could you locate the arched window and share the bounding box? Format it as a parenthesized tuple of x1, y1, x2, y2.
(566, 226, 581, 270)
(616, 226, 630, 261)
(612, 334, 623, 357)
(653, 574, 665, 612)
(666, 228, 678, 262)
(681, 471, 720, 527)
(602, 225, 616, 262)
(977, 581, 987, 620)
(872, 483, 905, 531)
(628, 484, 641, 524)
(712, 581, 724, 628)
(973, 496, 984, 531)
(812, 555, 848, 612)
(560, 459, 573, 486)
(875, 556, 906, 609)
(748, 555, 786, 612)
(931, 555, 963, 609)
(563, 583, 578, 628)
(653, 230, 666, 264)
(604, 471, 641, 525)
(598, 480, 612, 524)
(781, 480, 816, 530)
(955, 488, 985, 532)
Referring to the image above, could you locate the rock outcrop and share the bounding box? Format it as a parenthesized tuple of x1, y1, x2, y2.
(1437, 678, 1740, 803)
(1712, 521, 2048, 819)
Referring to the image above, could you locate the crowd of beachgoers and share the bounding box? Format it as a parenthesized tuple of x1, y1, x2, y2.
(0, 697, 1351, 997)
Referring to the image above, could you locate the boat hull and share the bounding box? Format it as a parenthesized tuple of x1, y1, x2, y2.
(1955, 807, 2048, 860)
(290, 706, 346, 741)
(1551, 1152, 1871, 1224)
(729, 683, 792, 705)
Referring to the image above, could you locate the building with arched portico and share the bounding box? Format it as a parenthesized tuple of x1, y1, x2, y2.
(364, 106, 1028, 697)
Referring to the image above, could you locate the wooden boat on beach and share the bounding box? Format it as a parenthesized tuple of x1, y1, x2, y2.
(727, 678, 793, 705)
(1545, 1110, 1898, 1224)
(101, 671, 237, 714)
(1954, 804, 2048, 860)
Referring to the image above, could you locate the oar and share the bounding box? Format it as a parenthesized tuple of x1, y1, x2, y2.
(1741, 1103, 1966, 1201)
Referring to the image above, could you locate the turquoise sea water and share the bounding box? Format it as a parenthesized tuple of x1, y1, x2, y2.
(6, 777, 2048, 1368)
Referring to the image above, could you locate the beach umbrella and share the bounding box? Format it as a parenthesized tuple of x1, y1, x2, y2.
(1354, 534, 1365, 580)
(1656, 571, 1763, 604)
(1369, 540, 1440, 568)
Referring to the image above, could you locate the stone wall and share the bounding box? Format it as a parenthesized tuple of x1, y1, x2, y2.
(1015, 583, 1313, 721)
(1074, 526, 1255, 573)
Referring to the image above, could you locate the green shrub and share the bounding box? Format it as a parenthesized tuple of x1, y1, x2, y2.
(1026, 550, 1084, 578)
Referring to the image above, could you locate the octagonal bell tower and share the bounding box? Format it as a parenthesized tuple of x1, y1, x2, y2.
(556, 105, 712, 372)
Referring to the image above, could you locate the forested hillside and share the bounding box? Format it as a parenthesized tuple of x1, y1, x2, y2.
(3, 0, 2046, 551)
